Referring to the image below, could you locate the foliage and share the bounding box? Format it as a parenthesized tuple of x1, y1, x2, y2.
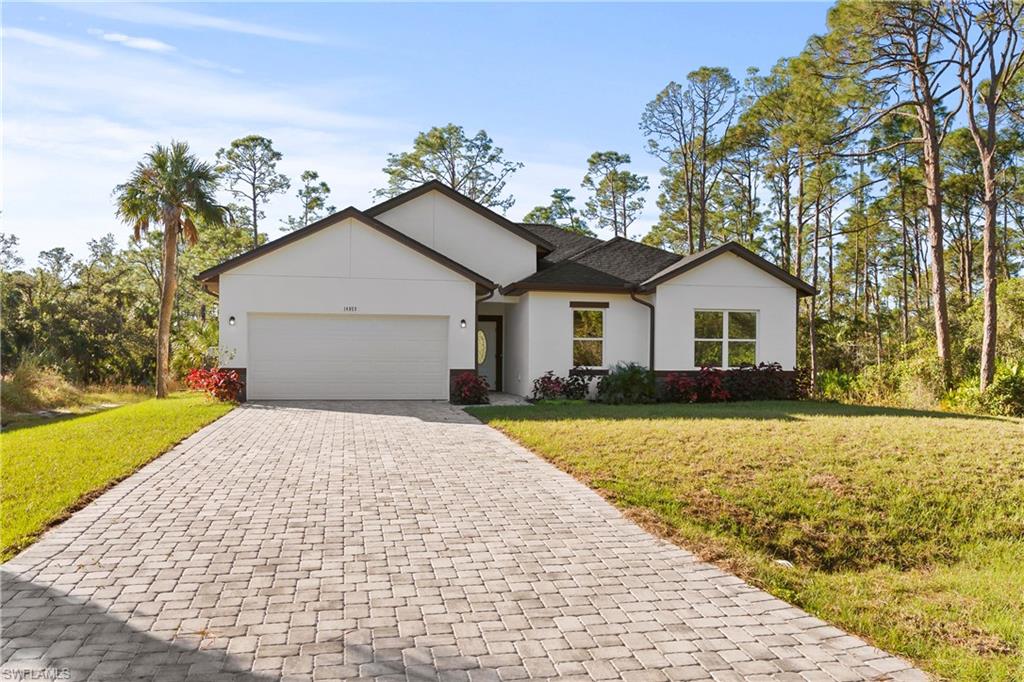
(980, 362, 1024, 417)
(596, 362, 656, 404)
(0, 393, 233, 560)
(721, 362, 791, 401)
(531, 370, 591, 401)
(581, 151, 650, 238)
(522, 188, 593, 235)
(451, 371, 490, 405)
(471, 401, 1024, 680)
(376, 123, 523, 211)
(660, 372, 699, 403)
(694, 366, 731, 402)
(1, 358, 83, 414)
(281, 170, 335, 232)
(184, 367, 244, 402)
(215, 135, 290, 243)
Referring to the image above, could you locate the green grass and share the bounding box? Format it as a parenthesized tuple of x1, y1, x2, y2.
(467, 400, 1024, 681)
(1, 393, 234, 560)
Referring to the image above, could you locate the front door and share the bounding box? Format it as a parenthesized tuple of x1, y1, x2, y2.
(476, 316, 502, 391)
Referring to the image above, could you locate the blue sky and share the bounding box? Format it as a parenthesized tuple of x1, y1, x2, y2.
(3, 2, 830, 265)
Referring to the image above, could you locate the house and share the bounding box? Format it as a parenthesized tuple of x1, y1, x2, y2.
(197, 181, 815, 400)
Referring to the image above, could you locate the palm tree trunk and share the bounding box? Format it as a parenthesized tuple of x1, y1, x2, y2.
(156, 209, 180, 398)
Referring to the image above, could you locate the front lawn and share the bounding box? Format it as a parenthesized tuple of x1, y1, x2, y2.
(468, 400, 1024, 681)
(1, 393, 234, 561)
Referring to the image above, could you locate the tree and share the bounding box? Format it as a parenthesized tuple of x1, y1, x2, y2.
(944, 0, 1024, 390)
(581, 152, 650, 238)
(640, 68, 740, 252)
(0, 232, 23, 271)
(818, 0, 964, 388)
(114, 141, 226, 397)
(216, 135, 290, 248)
(376, 124, 523, 211)
(522, 188, 593, 235)
(281, 170, 336, 232)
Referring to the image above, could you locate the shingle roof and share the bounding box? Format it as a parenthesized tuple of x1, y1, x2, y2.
(518, 223, 603, 264)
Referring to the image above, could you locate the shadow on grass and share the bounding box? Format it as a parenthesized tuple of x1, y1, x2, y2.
(466, 400, 1007, 423)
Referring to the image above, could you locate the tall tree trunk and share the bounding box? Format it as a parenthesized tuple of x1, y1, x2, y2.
(979, 163, 999, 390)
(782, 170, 792, 271)
(809, 197, 820, 394)
(899, 174, 910, 344)
(251, 193, 259, 249)
(920, 117, 952, 388)
(156, 210, 180, 398)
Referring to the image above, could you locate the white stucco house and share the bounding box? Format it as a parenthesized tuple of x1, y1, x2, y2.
(198, 181, 816, 400)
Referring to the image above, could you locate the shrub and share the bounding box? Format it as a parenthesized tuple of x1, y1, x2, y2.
(722, 362, 792, 401)
(660, 372, 698, 403)
(531, 371, 566, 400)
(981, 362, 1024, 417)
(184, 367, 244, 402)
(452, 371, 489, 405)
(0, 358, 82, 414)
(532, 369, 592, 400)
(596, 362, 655, 404)
(694, 366, 730, 402)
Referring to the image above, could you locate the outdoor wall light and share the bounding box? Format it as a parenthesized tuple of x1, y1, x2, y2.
(228, 316, 236, 326)
(460, 319, 467, 328)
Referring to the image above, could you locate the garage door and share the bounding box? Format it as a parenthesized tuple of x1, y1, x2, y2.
(247, 314, 448, 399)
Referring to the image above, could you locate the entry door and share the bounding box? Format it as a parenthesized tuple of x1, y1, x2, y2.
(476, 317, 502, 391)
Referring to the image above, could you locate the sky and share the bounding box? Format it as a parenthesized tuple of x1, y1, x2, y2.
(2, 2, 831, 266)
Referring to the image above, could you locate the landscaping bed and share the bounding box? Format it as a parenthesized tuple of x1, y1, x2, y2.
(468, 400, 1024, 681)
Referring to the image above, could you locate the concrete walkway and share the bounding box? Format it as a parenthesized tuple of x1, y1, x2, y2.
(2, 401, 926, 681)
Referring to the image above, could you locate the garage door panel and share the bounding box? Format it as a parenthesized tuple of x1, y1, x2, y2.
(248, 314, 448, 399)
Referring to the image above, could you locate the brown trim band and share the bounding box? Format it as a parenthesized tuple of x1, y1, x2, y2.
(569, 301, 609, 308)
(569, 367, 609, 377)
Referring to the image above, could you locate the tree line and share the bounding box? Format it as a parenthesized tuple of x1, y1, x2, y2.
(2, 0, 1022, 411)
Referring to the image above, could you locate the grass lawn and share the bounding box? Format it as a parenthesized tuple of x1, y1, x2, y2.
(1, 393, 234, 561)
(468, 400, 1024, 681)
(1, 386, 149, 430)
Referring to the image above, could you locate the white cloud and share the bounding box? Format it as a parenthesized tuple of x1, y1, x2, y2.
(88, 29, 175, 53)
(1, 27, 100, 57)
(67, 3, 322, 44)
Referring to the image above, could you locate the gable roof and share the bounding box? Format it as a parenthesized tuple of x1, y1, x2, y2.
(639, 241, 817, 296)
(196, 206, 496, 293)
(365, 180, 555, 254)
(502, 233, 816, 297)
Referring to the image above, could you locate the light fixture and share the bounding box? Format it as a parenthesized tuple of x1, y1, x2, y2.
(460, 319, 467, 328)
(228, 316, 236, 326)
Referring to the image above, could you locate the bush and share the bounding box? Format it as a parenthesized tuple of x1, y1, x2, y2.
(451, 371, 489, 405)
(981, 362, 1024, 417)
(0, 358, 82, 414)
(694, 366, 730, 402)
(596, 362, 655, 404)
(531, 369, 591, 400)
(721, 362, 792, 400)
(660, 372, 698, 403)
(184, 367, 244, 402)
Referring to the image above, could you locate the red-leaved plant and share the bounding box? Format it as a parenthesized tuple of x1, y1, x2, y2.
(185, 367, 244, 402)
(452, 371, 489, 405)
(695, 366, 730, 402)
(661, 373, 699, 403)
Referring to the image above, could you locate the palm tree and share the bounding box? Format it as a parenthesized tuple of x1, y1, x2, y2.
(114, 141, 225, 397)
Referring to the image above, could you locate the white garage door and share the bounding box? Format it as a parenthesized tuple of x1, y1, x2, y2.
(247, 314, 448, 399)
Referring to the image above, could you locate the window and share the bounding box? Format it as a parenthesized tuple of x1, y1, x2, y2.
(694, 310, 757, 368)
(573, 309, 604, 367)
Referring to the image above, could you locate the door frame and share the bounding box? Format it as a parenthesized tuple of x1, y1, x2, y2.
(476, 315, 503, 391)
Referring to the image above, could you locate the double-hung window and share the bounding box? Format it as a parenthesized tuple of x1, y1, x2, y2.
(572, 308, 604, 367)
(694, 310, 757, 368)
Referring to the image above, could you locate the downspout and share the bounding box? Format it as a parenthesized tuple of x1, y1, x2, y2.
(630, 288, 655, 370)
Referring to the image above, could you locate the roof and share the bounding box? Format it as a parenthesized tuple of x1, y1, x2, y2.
(518, 223, 603, 264)
(365, 180, 555, 254)
(503, 234, 816, 297)
(639, 241, 817, 296)
(196, 206, 496, 294)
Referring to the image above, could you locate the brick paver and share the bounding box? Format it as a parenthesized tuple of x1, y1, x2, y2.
(2, 401, 927, 681)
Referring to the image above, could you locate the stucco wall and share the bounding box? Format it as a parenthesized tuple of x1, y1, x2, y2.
(654, 252, 797, 370)
(375, 190, 537, 286)
(524, 292, 651, 384)
(218, 217, 476, 370)
(504, 296, 530, 397)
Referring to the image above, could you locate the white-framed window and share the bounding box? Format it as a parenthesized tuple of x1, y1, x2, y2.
(572, 308, 604, 367)
(694, 310, 757, 368)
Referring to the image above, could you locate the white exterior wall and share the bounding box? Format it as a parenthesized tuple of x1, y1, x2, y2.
(653, 252, 797, 370)
(217, 217, 476, 372)
(375, 190, 537, 286)
(524, 292, 651, 385)
(504, 296, 530, 397)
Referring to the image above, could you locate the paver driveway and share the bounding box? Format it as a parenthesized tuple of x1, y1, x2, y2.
(2, 401, 926, 682)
